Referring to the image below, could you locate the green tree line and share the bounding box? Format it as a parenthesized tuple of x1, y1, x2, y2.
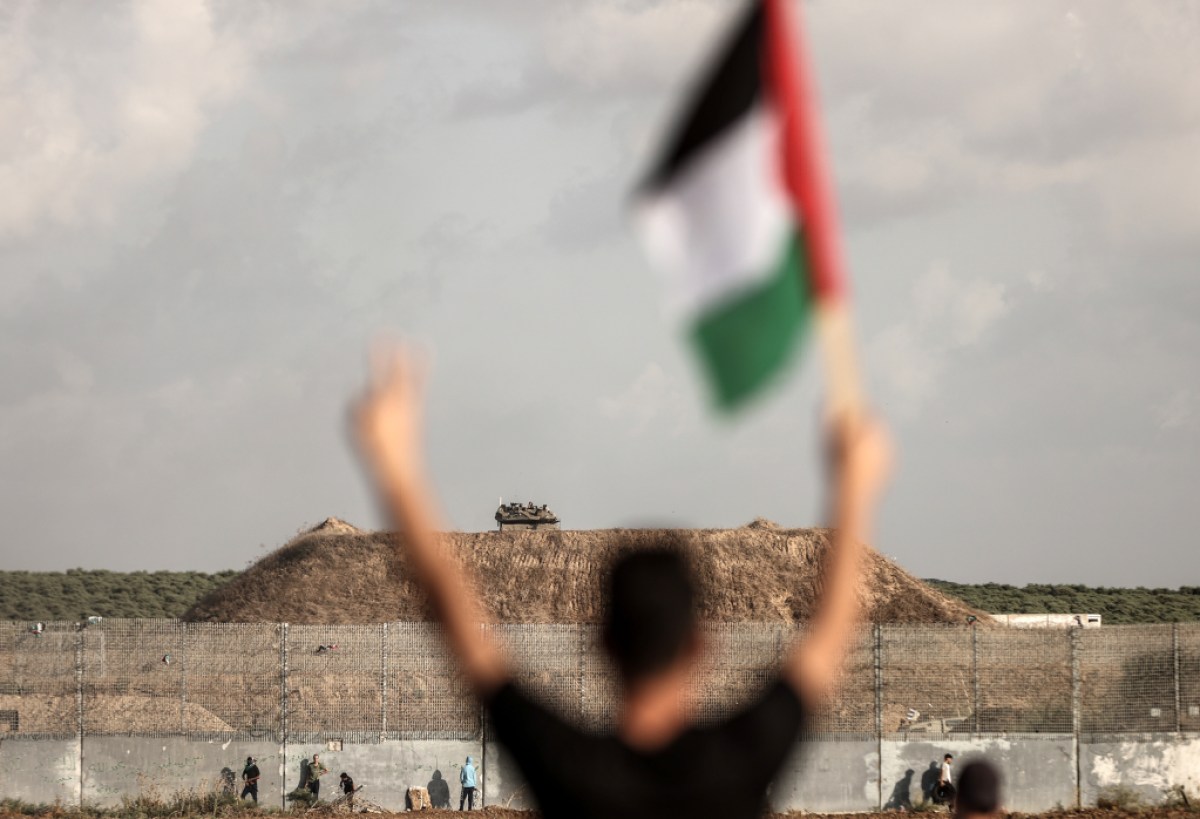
(927, 580, 1200, 624)
(2, 571, 1198, 623)
(0, 569, 238, 621)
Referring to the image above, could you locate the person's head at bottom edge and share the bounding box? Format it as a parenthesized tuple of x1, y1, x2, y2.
(954, 760, 1003, 819)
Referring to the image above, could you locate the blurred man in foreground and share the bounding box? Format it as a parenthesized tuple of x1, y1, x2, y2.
(954, 760, 1003, 819)
(352, 345, 890, 819)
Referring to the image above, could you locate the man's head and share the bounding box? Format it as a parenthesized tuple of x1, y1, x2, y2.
(465, 756, 473, 765)
(944, 754, 953, 763)
(340, 773, 348, 780)
(955, 760, 1002, 818)
(246, 756, 254, 765)
(313, 754, 319, 762)
(602, 540, 699, 684)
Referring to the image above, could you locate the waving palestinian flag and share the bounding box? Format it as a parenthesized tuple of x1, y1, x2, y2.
(636, 0, 850, 410)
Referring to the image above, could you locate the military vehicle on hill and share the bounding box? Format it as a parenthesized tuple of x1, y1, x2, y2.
(495, 501, 559, 531)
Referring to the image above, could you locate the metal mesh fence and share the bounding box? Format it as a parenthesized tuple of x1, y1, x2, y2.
(387, 621, 477, 739)
(183, 623, 281, 737)
(2, 620, 1199, 741)
(977, 627, 1072, 733)
(1080, 625, 1177, 734)
(883, 625, 974, 736)
(82, 620, 187, 736)
(0, 621, 79, 738)
(288, 624, 383, 742)
(1179, 623, 1200, 732)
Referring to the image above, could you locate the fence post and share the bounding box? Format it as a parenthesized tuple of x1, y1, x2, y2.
(874, 624, 883, 811)
(381, 622, 389, 741)
(1174, 622, 1182, 734)
(971, 623, 980, 737)
(280, 622, 289, 810)
(180, 621, 188, 734)
(75, 624, 85, 809)
(578, 623, 586, 725)
(1070, 626, 1081, 808)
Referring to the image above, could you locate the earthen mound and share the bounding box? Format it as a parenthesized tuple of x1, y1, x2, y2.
(185, 521, 984, 625)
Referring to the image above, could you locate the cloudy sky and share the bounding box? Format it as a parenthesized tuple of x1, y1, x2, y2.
(1, 0, 1197, 585)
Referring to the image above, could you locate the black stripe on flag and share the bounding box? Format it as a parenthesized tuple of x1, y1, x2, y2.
(639, 1, 764, 194)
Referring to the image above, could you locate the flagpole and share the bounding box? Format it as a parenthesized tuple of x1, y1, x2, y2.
(766, 0, 864, 419)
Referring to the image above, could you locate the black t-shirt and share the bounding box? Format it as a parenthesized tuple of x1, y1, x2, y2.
(341, 777, 354, 794)
(243, 765, 260, 783)
(487, 677, 806, 819)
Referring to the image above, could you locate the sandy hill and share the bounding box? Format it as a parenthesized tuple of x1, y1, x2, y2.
(186, 518, 983, 625)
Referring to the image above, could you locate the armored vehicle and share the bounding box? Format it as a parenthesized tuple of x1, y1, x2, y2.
(495, 501, 560, 531)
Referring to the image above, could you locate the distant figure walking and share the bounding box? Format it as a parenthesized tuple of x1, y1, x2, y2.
(937, 753, 956, 806)
(953, 760, 1002, 819)
(459, 756, 477, 811)
(340, 772, 355, 807)
(241, 756, 260, 804)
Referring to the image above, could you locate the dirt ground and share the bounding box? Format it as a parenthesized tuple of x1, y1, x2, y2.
(2, 809, 1190, 819)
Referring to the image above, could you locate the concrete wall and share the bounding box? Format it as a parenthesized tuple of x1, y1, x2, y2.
(881, 736, 1077, 814)
(0, 738, 80, 805)
(6, 734, 1200, 812)
(81, 739, 282, 808)
(1082, 736, 1200, 806)
(73, 738, 481, 811)
(284, 741, 481, 812)
(769, 739, 879, 812)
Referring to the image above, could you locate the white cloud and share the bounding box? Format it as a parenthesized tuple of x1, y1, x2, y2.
(0, 0, 249, 243)
(870, 263, 1011, 413)
(1158, 389, 1197, 432)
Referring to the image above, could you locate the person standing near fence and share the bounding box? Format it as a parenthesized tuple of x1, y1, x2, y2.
(241, 756, 260, 804)
(308, 754, 328, 799)
(340, 772, 355, 807)
(938, 753, 956, 806)
(459, 756, 477, 811)
(350, 345, 891, 819)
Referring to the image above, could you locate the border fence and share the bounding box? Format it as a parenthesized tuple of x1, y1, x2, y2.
(3, 620, 1200, 811)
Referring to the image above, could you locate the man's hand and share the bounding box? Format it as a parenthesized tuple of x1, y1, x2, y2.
(350, 340, 508, 695)
(353, 343, 428, 493)
(828, 413, 892, 510)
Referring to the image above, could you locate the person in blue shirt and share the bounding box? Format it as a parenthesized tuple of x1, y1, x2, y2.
(459, 756, 477, 811)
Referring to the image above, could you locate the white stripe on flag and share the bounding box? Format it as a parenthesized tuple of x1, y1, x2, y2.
(636, 104, 793, 318)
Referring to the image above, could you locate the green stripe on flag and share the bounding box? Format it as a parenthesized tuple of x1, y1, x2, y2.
(690, 231, 813, 409)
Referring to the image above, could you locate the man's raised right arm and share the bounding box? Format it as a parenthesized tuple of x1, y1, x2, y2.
(783, 415, 891, 704)
(352, 344, 508, 696)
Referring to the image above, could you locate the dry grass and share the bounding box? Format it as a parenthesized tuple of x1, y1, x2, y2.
(184, 518, 985, 626)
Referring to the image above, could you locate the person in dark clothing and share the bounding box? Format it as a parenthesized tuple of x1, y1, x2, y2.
(351, 346, 891, 819)
(339, 773, 355, 807)
(241, 757, 260, 804)
(954, 761, 1002, 819)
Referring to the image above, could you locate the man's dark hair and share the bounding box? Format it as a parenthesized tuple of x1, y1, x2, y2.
(956, 760, 1001, 816)
(945, 753, 953, 760)
(603, 542, 698, 682)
